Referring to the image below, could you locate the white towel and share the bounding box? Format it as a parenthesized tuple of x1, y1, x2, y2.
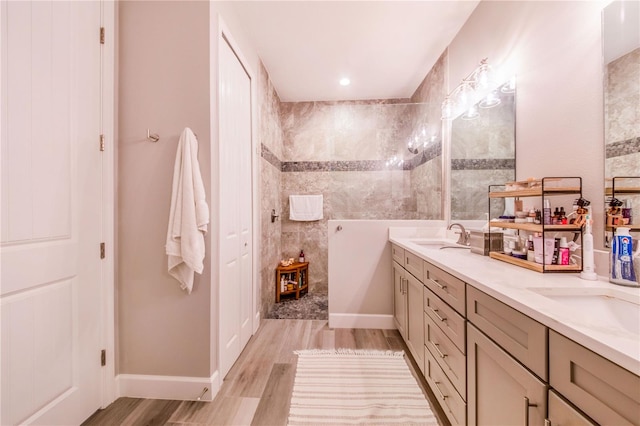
(165, 128, 209, 293)
(289, 194, 323, 221)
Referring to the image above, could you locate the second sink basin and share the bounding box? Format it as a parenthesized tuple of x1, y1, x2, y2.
(409, 240, 470, 250)
(528, 287, 640, 335)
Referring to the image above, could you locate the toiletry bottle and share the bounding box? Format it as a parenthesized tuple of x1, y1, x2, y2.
(622, 200, 633, 225)
(559, 207, 567, 225)
(558, 237, 569, 265)
(299, 250, 305, 263)
(552, 207, 560, 225)
(552, 238, 560, 264)
(610, 227, 638, 286)
(580, 212, 597, 280)
(527, 235, 535, 262)
(543, 200, 551, 225)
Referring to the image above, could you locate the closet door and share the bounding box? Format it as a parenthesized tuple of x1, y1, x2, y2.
(1, 1, 104, 424)
(218, 32, 254, 378)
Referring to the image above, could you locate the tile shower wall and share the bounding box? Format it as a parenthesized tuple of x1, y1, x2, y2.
(410, 50, 447, 219)
(605, 48, 640, 177)
(258, 61, 283, 317)
(451, 91, 516, 220)
(279, 101, 419, 294)
(259, 56, 447, 308)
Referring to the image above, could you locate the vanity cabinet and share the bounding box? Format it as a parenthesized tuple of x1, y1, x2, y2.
(467, 323, 547, 426)
(422, 260, 468, 426)
(406, 272, 425, 373)
(549, 331, 640, 426)
(392, 259, 407, 339)
(467, 285, 548, 426)
(391, 244, 424, 372)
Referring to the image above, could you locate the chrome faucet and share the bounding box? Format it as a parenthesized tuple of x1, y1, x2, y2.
(448, 223, 470, 246)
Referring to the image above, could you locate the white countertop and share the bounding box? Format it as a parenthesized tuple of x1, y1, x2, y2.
(389, 227, 640, 376)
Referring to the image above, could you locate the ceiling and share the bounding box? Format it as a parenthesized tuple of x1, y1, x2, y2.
(227, 1, 480, 102)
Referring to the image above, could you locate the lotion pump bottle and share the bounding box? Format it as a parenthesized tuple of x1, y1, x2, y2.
(580, 211, 597, 280)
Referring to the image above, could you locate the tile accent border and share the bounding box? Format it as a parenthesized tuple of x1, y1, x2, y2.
(606, 137, 640, 159)
(261, 143, 281, 170)
(451, 158, 515, 170)
(261, 141, 443, 173)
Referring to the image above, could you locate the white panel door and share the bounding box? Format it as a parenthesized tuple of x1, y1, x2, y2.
(218, 34, 253, 378)
(1, 1, 103, 424)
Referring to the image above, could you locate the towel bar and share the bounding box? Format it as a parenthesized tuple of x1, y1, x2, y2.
(147, 129, 160, 142)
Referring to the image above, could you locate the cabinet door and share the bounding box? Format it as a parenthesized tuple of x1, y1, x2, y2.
(548, 390, 596, 426)
(393, 261, 407, 339)
(468, 324, 547, 426)
(406, 272, 424, 374)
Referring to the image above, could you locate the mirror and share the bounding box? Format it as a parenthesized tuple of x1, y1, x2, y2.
(602, 0, 640, 245)
(450, 80, 516, 220)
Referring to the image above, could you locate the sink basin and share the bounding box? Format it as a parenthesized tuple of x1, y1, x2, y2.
(409, 240, 470, 250)
(528, 287, 640, 335)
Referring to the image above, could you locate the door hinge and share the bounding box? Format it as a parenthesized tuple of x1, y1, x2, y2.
(100, 242, 106, 259)
(99, 134, 105, 152)
(100, 27, 105, 44)
(101, 349, 106, 366)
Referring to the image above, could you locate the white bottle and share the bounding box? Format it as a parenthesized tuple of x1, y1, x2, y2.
(580, 213, 597, 280)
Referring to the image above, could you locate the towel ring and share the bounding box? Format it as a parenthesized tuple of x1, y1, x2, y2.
(147, 129, 160, 142)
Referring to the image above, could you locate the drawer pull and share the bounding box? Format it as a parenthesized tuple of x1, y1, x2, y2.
(431, 278, 447, 290)
(433, 381, 448, 400)
(524, 396, 538, 426)
(433, 342, 448, 359)
(544, 420, 551, 426)
(430, 307, 447, 323)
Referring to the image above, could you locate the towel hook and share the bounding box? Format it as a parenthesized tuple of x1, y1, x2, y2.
(147, 129, 160, 142)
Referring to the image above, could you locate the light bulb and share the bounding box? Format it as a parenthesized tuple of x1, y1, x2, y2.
(479, 91, 501, 108)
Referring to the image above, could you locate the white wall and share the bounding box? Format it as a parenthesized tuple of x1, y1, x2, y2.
(117, 1, 263, 400)
(447, 1, 609, 247)
(328, 220, 446, 328)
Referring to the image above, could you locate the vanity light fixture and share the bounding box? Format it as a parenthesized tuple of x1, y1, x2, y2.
(462, 105, 480, 120)
(406, 126, 436, 155)
(385, 155, 405, 168)
(441, 58, 496, 120)
(479, 91, 501, 109)
(501, 76, 516, 94)
(339, 77, 351, 86)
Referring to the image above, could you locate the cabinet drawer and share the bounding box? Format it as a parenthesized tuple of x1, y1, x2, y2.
(549, 331, 640, 426)
(466, 285, 547, 380)
(425, 314, 466, 399)
(404, 250, 423, 282)
(391, 243, 404, 265)
(424, 261, 465, 315)
(548, 389, 596, 426)
(424, 287, 465, 353)
(424, 346, 467, 426)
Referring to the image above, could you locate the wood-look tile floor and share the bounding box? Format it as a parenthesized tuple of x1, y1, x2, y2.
(83, 319, 448, 426)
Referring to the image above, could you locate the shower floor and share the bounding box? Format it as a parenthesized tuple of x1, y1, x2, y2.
(266, 292, 328, 320)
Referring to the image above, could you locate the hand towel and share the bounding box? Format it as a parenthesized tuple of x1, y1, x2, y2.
(289, 194, 323, 221)
(165, 127, 209, 293)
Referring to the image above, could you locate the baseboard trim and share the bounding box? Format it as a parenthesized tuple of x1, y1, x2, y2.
(116, 371, 220, 401)
(329, 313, 396, 329)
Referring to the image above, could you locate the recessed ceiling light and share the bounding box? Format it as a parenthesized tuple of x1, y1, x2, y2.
(339, 78, 351, 86)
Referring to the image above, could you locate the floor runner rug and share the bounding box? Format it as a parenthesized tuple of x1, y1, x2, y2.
(287, 349, 438, 425)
